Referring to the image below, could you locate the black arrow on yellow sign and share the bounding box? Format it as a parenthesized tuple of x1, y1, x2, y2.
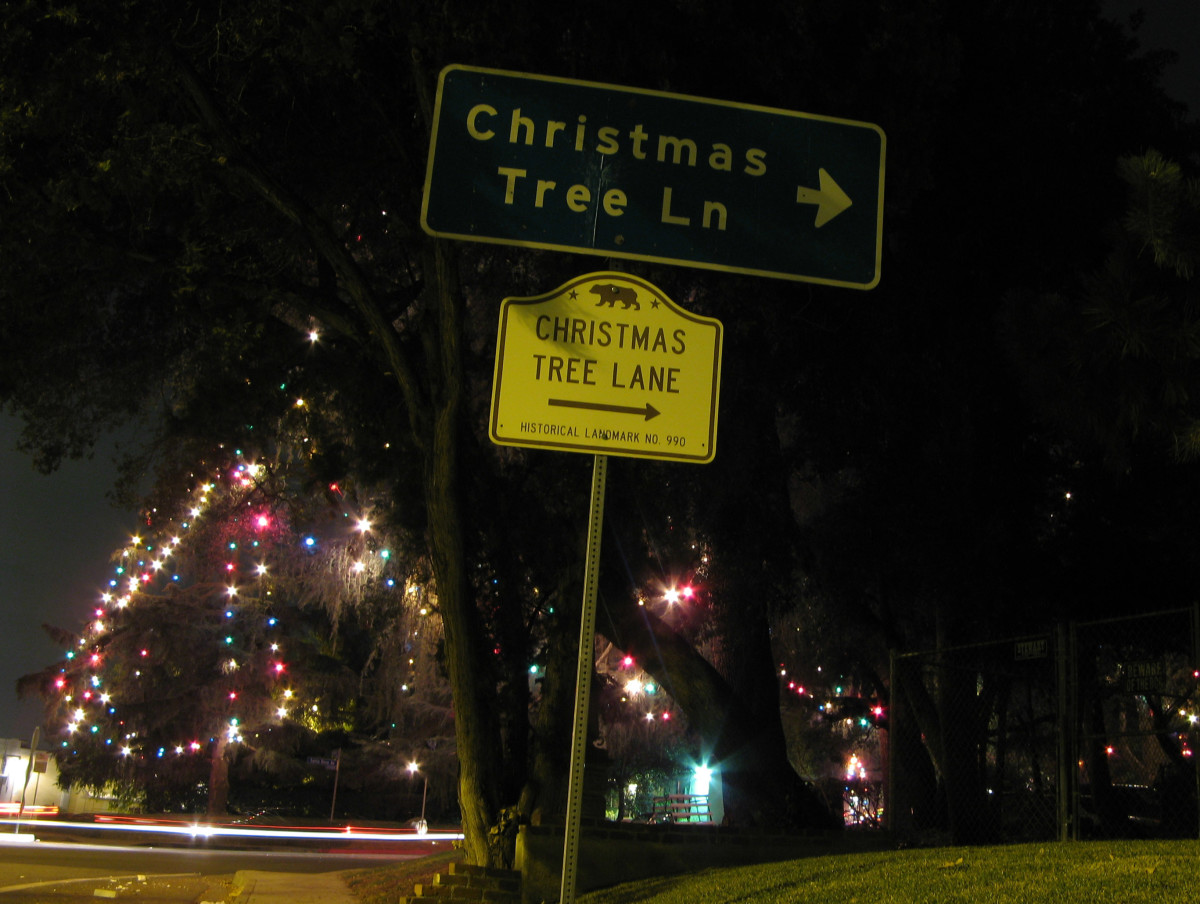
(549, 398, 661, 421)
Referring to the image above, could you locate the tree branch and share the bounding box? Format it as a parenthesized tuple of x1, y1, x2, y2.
(166, 46, 432, 452)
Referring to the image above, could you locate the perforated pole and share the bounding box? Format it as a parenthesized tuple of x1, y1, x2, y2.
(559, 453, 608, 904)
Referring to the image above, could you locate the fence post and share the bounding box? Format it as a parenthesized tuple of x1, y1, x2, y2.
(1055, 621, 1075, 842)
(1194, 602, 1200, 841)
(886, 649, 895, 834)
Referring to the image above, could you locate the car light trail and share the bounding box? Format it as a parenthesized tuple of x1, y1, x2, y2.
(0, 815, 463, 844)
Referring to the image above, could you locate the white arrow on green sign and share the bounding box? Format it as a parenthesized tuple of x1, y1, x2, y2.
(421, 65, 885, 289)
(489, 272, 722, 463)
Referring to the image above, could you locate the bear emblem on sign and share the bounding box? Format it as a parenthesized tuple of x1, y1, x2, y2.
(589, 283, 640, 310)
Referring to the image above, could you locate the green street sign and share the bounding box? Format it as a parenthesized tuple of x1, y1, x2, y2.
(422, 65, 885, 289)
(490, 273, 723, 463)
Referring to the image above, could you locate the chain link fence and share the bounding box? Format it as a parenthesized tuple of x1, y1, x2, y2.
(1069, 607, 1200, 839)
(885, 605, 1200, 844)
(889, 633, 1060, 843)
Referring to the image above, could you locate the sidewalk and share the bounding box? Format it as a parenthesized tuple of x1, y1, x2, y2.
(232, 870, 358, 904)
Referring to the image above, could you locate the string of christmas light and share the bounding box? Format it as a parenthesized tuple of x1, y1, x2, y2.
(61, 465, 280, 753)
(44, 327, 435, 786)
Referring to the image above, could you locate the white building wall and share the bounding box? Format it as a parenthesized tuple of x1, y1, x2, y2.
(0, 737, 116, 814)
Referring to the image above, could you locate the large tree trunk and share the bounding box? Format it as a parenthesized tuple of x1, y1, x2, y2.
(603, 598, 837, 830)
(588, 324, 839, 832)
(423, 243, 502, 867)
(427, 455, 498, 865)
(519, 573, 582, 827)
(902, 646, 1001, 844)
(714, 608, 838, 831)
(889, 666, 941, 834)
(936, 656, 996, 844)
(207, 734, 230, 818)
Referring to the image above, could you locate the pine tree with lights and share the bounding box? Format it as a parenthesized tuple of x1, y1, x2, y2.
(25, 449, 450, 817)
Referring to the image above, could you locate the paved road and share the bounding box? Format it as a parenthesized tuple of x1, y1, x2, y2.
(0, 840, 409, 903)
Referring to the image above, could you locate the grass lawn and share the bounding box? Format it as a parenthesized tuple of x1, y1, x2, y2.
(341, 840, 1200, 904)
(576, 840, 1200, 904)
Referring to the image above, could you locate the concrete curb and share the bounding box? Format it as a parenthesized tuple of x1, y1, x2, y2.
(231, 870, 358, 903)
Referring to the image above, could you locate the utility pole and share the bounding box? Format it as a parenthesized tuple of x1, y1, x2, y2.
(328, 748, 342, 823)
(15, 727, 40, 835)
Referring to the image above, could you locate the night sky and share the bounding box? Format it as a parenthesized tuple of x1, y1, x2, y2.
(0, 3, 1197, 740)
(0, 415, 131, 735)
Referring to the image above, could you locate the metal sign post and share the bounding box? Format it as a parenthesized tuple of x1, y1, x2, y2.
(559, 453, 608, 904)
(485, 272, 718, 900)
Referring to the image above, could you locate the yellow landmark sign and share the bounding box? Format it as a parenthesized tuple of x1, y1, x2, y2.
(490, 273, 723, 463)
